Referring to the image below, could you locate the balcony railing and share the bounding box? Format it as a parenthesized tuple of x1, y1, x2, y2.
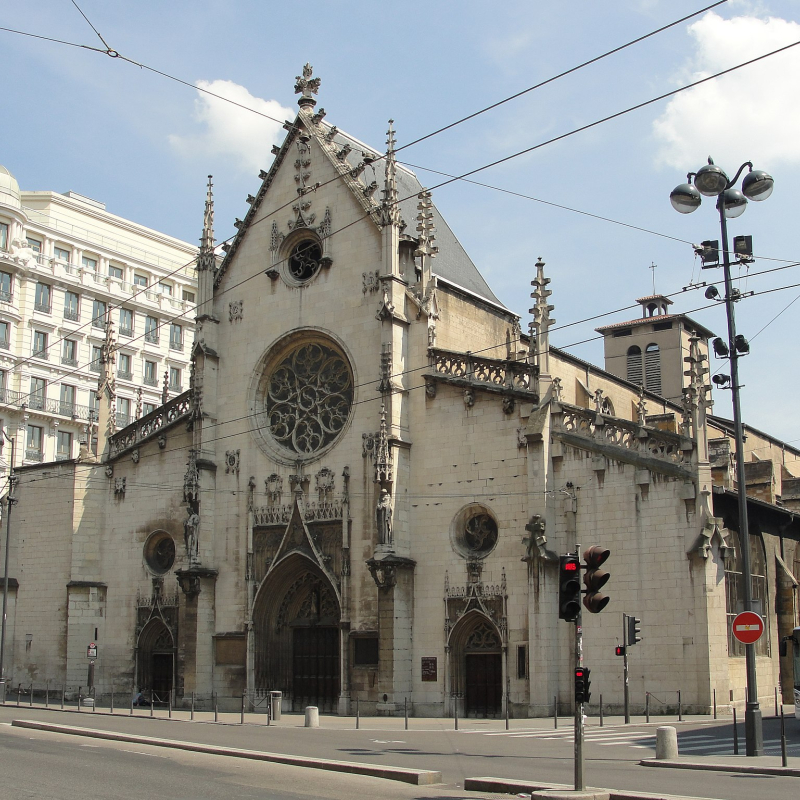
(144, 331, 159, 344)
(32, 349, 49, 361)
(108, 391, 191, 458)
(119, 326, 134, 337)
(143, 375, 158, 387)
(34, 301, 51, 314)
(169, 340, 183, 352)
(116, 413, 132, 428)
(0, 388, 95, 420)
(90, 362, 102, 373)
(29, 396, 45, 411)
(61, 355, 78, 366)
(168, 383, 182, 393)
(91, 318, 105, 329)
(0, 290, 12, 303)
(0, 339, 9, 350)
(63, 308, 79, 322)
(118, 370, 133, 381)
(25, 449, 43, 462)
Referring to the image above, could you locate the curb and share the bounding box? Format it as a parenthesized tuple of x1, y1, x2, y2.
(465, 777, 720, 800)
(11, 719, 442, 786)
(640, 757, 800, 778)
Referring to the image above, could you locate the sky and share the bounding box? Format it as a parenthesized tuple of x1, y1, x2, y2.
(2, 0, 799, 445)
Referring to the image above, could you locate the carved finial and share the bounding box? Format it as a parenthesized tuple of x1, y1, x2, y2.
(135, 387, 143, 420)
(374, 401, 394, 485)
(415, 190, 439, 260)
(637, 386, 648, 426)
(529, 256, 555, 376)
(162, 370, 169, 405)
(197, 175, 216, 273)
(380, 120, 400, 227)
(295, 63, 321, 108)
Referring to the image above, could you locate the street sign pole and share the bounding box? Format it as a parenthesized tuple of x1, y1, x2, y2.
(574, 544, 584, 793)
(623, 614, 630, 724)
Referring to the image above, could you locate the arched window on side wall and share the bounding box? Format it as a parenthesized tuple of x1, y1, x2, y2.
(626, 346, 643, 385)
(724, 528, 770, 657)
(644, 343, 661, 395)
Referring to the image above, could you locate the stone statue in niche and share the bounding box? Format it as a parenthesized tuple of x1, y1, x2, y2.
(376, 489, 393, 548)
(184, 504, 200, 566)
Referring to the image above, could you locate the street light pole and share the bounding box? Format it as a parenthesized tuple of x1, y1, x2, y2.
(670, 158, 773, 757)
(716, 197, 763, 756)
(0, 430, 17, 700)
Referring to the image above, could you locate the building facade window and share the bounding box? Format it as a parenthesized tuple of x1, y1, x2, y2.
(30, 376, 46, 410)
(169, 323, 182, 351)
(169, 366, 181, 392)
(134, 274, 148, 288)
(35, 283, 51, 313)
(644, 343, 662, 395)
(59, 384, 76, 416)
(108, 265, 124, 281)
(0, 320, 9, 349)
(626, 345, 643, 385)
(144, 316, 159, 344)
(91, 345, 103, 373)
(0, 271, 12, 302)
(0, 369, 6, 400)
(56, 430, 72, 460)
(158, 281, 173, 297)
(118, 396, 132, 427)
(143, 360, 157, 386)
(62, 338, 78, 366)
(0, 222, 8, 251)
(119, 307, 133, 337)
(32, 330, 48, 359)
(54, 246, 71, 263)
(64, 290, 80, 321)
(82, 255, 97, 272)
(725, 527, 770, 657)
(26, 237, 42, 253)
(92, 299, 107, 328)
(182, 290, 195, 304)
(142, 402, 156, 416)
(26, 424, 43, 461)
(118, 352, 132, 380)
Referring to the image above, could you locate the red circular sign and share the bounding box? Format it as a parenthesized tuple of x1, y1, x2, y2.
(732, 611, 765, 644)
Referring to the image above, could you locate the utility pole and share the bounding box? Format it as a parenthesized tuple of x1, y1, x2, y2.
(0, 431, 17, 699)
(574, 544, 584, 793)
(623, 614, 630, 724)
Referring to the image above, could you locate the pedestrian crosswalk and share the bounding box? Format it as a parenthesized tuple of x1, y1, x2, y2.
(464, 725, 800, 756)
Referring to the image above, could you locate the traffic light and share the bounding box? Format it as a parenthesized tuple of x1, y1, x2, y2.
(615, 645, 626, 657)
(558, 555, 581, 621)
(574, 667, 591, 703)
(626, 615, 642, 646)
(582, 546, 610, 613)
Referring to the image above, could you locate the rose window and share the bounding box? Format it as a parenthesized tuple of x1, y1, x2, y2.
(288, 240, 323, 282)
(261, 339, 353, 457)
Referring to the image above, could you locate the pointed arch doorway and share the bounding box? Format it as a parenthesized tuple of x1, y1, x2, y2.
(136, 619, 175, 703)
(449, 612, 504, 718)
(253, 554, 341, 713)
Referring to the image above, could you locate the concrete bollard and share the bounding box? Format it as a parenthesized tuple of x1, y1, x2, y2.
(304, 706, 319, 728)
(656, 726, 678, 760)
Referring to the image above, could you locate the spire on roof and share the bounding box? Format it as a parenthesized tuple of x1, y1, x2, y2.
(294, 63, 321, 109)
(197, 175, 216, 272)
(529, 256, 555, 376)
(380, 120, 400, 227)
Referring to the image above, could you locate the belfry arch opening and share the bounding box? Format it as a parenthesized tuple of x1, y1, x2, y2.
(253, 554, 341, 713)
(448, 611, 504, 718)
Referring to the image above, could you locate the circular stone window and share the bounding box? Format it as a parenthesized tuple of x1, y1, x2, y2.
(144, 531, 176, 574)
(252, 333, 354, 462)
(451, 505, 499, 559)
(288, 239, 323, 283)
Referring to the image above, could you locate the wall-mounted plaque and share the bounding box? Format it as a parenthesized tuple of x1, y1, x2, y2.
(421, 656, 437, 682)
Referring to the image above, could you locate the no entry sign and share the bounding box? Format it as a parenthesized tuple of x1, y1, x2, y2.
(732, 611, 765, 645)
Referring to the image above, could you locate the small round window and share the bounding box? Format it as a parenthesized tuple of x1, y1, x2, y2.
(288, 239, 322, 283)
(144, 531, 176, 574)
(451, 504, 499, 559)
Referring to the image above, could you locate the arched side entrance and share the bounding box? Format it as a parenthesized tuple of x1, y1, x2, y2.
(136, 619, 175, 703)
(448, 611, 504, 718)
(253, 554, 341, 712)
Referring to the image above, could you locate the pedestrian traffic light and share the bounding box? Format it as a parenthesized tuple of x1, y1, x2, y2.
(615, 645, 626, 656)
(626, 615, 642, 646)
(575, 667, 591, 703)
(582, 546, 610, 613)
(558, 555, 581, 621)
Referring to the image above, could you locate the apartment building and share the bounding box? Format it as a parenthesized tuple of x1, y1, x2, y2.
(0, 164, 197, 468)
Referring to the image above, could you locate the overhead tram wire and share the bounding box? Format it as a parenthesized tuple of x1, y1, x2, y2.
(69, 0, 113, 52)
(19, 275, 800, 489)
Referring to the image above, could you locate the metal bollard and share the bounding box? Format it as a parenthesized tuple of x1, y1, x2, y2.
(554, 695, 558, 729)
(404, 697, 408, 731)
(45, 683, 49, 708)
(191, 692, 195, 721)
(356, 696, 359, 729)
(62, 684, 65, 710)
(214, 699, 218, 723)
(713, 688, 716, 719)
(150, 693, 154, 717)
(241, 692, 245, 724)
(780, 704, 788, 767)
(168, 692, 172, 719)
(110, 689, 114, 714)
(454, 697, 458, 731)
(29, 683, 33, 706)
(732, 707, 739, 755)
(78, 687, 82, 711)
(130, 694, 133, 716)
(266, 698, 270, 726)
(599, 694, 604, 727)
(17, 683, 21, 706)
(645, 692, 650, 723)
(678, 690, 682, 722)
(774, 687, 779, 719)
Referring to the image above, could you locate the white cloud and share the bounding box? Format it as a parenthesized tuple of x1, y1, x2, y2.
(652, 12, 800, 170)
(169, 80, 294, 173)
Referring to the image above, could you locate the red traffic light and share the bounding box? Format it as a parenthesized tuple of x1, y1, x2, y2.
(583, 546, 610, 568)
(564, 561, 578, 571)
(615, 645, 626, 656)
